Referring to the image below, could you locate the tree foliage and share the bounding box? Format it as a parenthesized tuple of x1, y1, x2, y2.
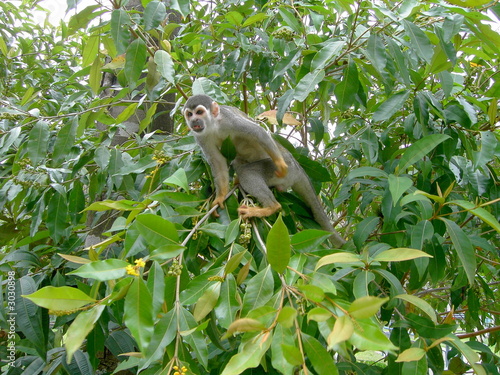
(1, 0, 500, 374)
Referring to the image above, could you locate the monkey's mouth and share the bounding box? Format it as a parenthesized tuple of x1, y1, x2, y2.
(192, 125, 204, 132)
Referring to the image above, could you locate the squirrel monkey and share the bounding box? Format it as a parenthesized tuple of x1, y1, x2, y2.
(183, 95, 345, 247)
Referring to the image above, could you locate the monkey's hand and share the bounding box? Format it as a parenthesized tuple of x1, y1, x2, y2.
(274, 158, 288, 178)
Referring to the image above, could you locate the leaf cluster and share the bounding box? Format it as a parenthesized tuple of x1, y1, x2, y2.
(1, 0, 500, 374)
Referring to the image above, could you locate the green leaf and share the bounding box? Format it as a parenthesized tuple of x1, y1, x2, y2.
(68, 5, 103, 35)
(47, 191, 68, 243)
(15, 277, 47, 357)
(163, 168, 189, 191)
(440, 218, 476, 285)
(135, 213, 179, 247)
(124, 277, 154, 352)
(397, 134, 451, 173)
(28, 120, 49, 165)
(406, 313, 456, 339)
(402, 20, 434, 63)
(115, 102, 138, 124)
(63, 349, 94, 374)
(302, 333, 339, 375)
(294, 69, 325, 102)
(52, 117, 78, 166)
(266, 214, 291, 274)
(215, 274, 240, 329)
(154, 50, 175, 83)
(242, 13, 268, 27)
(395, 294, 437, 323)
(291, 229, 332, 252)
(281, 344, 303, 366)
(372, 248, 433, 262)
(68, 259, 129, 281)
(473, 131, 498, 168)
(65, 305, 105, 363)
(144, 1, 166, 30)
(125, 38, 147, 89)
(311, 40, 343, 71)
(140, 309, 177, 371)
(277, 306, 297, 328)
(445, 335, 486, 375)
(221, 332, 273, 375)
(146, 260, 165, 318)
(225, 11, 244, 26)
(350, 319, 399, 352)
(353, 216, 380, 250)
(411, 220, 434, 249)
(388, 174, 413, 206)
(241, 265, 274, 316)
(365, 34, 387, 73)
(278, 8, 301, 33)
(179, 308, 209, 369)
(347, 166, 388, 180)
(373, 90, 410, 122)
(84, 199, 144, 212)
(225, 249, 247, 275)
(110, 9, 131, 55)
(193, 283, 221, 322)
(23, 286, 96, 310)
(334, 57, 360, 110)
(445, 0, 491, 6)
(180, 267, 223, 305)
(348, 296, 389, 319)
(449, 200, 500, 233)
(82, 33, 99, 67)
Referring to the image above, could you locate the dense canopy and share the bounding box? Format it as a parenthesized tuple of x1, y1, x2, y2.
(0, 0, 499, 374)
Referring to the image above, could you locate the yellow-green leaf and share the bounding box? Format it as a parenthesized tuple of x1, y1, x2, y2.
(65, 305, 105, 363)
(277, 306, 297, 328)
(348, 296, 389, 319)
(373, 248, 433, 262)
(68, 259, 129, 281)
(450, 200, 500, 234)
(22, 286, 96, 311)
(327, 315, 354, 349)
(315, 252, 362, 270)
(222, 318, 266, 340)
(396, 347, 427, 362)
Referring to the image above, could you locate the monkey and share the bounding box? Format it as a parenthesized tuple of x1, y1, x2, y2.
(183, 94, 345, 248)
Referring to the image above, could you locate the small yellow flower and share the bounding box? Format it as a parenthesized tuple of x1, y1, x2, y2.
(126, 264, 139, 276)
(135, 258, 146, 268)
(181, 366, 188, 373)
(173, 372, 180, 375)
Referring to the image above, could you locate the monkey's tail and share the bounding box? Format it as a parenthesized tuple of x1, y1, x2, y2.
(291, 173, 345, 248)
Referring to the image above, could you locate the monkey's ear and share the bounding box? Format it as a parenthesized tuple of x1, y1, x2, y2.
(211, 101, 220, 117)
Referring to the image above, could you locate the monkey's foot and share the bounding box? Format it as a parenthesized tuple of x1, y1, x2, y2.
(238, 204, 281, 219)
(210, 196, 227, 217)
(274, 158, 288, 178)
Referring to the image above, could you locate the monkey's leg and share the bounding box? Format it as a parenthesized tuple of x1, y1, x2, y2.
(234, 160, 282, 219)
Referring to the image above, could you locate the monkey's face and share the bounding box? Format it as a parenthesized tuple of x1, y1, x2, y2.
(184, 105, 210, 133)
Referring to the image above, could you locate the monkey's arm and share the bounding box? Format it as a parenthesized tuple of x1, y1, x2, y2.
(198, 140, 229, 214)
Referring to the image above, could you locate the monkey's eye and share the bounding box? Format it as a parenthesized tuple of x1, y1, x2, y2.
(196, 109, 204, 115)
(186, 111, 192, 118)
